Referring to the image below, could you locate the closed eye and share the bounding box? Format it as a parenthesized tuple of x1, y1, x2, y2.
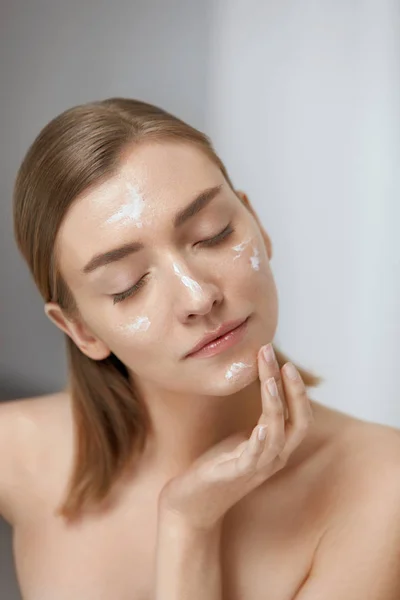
(112, 275, 148, 304)
(112, 224, 235, 304)
(198, 223, 235, 247)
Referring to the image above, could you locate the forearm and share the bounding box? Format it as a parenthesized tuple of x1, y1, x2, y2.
(154, 510, 223, 600)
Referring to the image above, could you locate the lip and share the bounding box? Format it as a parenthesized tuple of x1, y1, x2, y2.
(185, 316, 249, 359)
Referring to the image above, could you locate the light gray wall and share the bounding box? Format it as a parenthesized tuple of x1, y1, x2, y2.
(0, 1, 211, 598)
(207, 0, 400, 426)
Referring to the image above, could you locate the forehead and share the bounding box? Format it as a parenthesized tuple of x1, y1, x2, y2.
(56, 141, 225, 282)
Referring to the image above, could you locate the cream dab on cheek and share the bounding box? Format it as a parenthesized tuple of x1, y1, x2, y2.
(173, 263, 204, 298)
(232, 237, 251, 260)
(105, 181, 145, 228)
(232, 237, 261, 272)
(115, 315, 151, 333)
(250, 246, 260, 271)
(225, 361, 252, 381)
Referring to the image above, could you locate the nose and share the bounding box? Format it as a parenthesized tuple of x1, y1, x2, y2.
(171, 261, 223, 323)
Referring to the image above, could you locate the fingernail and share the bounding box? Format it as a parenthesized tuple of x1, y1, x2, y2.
(263, 343, 275, 364)
(258, 425, 267, 440)
(285, 363, 298, 380)
(267, 377, 278, 396)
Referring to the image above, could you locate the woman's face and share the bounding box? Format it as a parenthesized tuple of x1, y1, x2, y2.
(51, 141, 279, 396)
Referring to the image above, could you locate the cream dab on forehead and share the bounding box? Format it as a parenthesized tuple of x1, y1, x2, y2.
(225, 361, 252, 381)
(173, 263, 204, 298)
(105, 180, 146, 228)
(115, 315, 151, 333)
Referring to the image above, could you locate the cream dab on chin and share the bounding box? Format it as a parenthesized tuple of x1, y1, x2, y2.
(106, 182, 145, 228)
(225, 361, 252, 381)
(173, 263, 204, 298)
(116, 315, 151, 333)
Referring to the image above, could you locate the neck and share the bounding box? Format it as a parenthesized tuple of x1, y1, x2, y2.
(132, 377, 327, 478)
(136, 377, 263, 478)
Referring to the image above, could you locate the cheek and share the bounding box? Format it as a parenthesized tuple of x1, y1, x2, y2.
(226, 234, 276, 309)
(108, 313, 161, 369)
(114, 315, 152, 334)
(110, 306, 170, 355)
(109, 312, 155, 355)
(228, 235, 266, 278)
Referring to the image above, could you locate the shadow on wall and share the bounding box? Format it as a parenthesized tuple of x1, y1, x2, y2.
(0, 518, 21, 600)
(0, 368, 59, 402)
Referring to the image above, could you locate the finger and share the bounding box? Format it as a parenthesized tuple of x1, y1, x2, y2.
(258, 375, 286, 466)
(236, 424, 267, 474)
(258, 344, 289, 420)
(279, 363, 314, 461)
(210, 425, 267, 481)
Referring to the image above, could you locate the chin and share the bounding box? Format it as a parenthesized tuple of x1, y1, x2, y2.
(210, 359, 259, 397)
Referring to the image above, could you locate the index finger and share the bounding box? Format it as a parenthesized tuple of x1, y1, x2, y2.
(258, 344, 289, 420)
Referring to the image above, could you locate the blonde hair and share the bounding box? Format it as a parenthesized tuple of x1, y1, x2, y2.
(13, 97, 323, 522)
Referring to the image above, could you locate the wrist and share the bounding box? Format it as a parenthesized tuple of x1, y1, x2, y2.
(154, 507, 223, 599)
(158, 506, 223, 539)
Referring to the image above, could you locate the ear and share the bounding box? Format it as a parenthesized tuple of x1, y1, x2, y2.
(44, 302, 111, 361)
(235, 190, 273, 260)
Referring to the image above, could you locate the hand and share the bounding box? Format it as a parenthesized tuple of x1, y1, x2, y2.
(158, 344, 314, 531)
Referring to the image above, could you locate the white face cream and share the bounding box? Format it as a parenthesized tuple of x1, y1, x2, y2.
(225, 361, 252, 381)
(250, 246, 260, 271)
(105, 181, 146, 228)
(232, 235, 262, 274)
(115, 315, 151, 333)
(232, 237, 252, 261)
(173, 262, 204, 299)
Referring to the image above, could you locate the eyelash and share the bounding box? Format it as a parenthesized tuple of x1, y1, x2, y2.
(112, 223, 235, 304)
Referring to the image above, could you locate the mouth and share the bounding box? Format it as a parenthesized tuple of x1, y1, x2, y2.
(184, 316, 250, 359)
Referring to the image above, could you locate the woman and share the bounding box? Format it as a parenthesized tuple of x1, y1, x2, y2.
(2, 97, 400, 600)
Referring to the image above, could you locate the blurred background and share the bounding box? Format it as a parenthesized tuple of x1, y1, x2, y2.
(1, 1, 399, 598)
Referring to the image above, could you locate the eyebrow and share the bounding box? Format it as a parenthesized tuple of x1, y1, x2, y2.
(81, 183, 223, 275)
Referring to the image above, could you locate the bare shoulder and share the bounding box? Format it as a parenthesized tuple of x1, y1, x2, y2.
(336, 414, 400, 480)
(292, 409, 400, 598)
(319, 407, 400, 522)
(0, 391, 71, 525)
(311, 400, 400, 468)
